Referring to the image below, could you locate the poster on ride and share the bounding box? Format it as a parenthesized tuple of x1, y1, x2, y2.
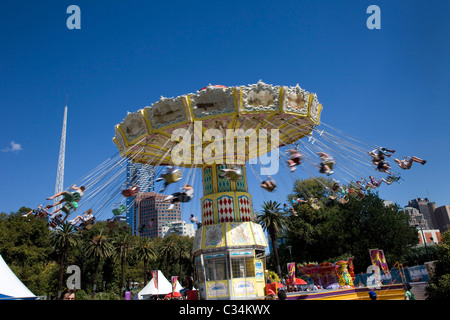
(287, 262, 295, 285)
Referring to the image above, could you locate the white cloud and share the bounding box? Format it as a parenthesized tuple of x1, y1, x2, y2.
(2, 141, 22, 153)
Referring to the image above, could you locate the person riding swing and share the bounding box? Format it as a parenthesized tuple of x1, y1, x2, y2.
(46, 184, 85, 209)
(261, 176, 277, 192)
(163, 184, 194, 210)
(317, 152, 335, 176)
(286, 149, 303, 172)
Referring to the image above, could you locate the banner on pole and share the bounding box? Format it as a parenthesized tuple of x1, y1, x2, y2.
(171, 276, 178, 294)
(287, 262, 295, 285)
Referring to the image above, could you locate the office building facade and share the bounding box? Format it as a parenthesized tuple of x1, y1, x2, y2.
(162, 220, 196, 238)
(125, 161, 155, 235)
(406, 198, 436, 229)
(134, 192, 181, 238)
(432, 205, 450, 233)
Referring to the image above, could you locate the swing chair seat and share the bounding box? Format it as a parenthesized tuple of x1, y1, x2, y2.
(35, 210, 49, 219)
(72, 192, 81, 202)
(262, 184, 276, 192)
(62, 201, 79, 214)
(163, 169, 182, 184)
(320, 161, 335, 171)
(386, 174, 400, 183)
(177, 194, 193, 203)
(221, 170, 243, 181)
(338, 195, 349, 204)
(122, 186, 140, 197)
(112, 204, 127, 216)
(49, 216, 63, 228)
(353, 192, 365, 200)
(78, 217, 96, 231)
(49, 221, 58, 228)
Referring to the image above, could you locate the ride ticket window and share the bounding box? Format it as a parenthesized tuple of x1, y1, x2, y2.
(205, 258, 227, 281)
(231, 257, 255, 279)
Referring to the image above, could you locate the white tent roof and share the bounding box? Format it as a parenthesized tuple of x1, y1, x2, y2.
(138, 270, 183, 299)
(0, 255, 36, 300)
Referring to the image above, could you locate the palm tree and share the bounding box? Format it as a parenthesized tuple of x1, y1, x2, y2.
(86, 230, 113, 297)
(112, 233, 135, 296)
(160, 235, 178, 277)
(256, 200, 290, 276)
(49, 222, 79, 299)
(134, 237, 157, 285)
(176, 236, 193, 280)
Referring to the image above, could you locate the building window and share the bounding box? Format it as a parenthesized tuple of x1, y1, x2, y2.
(195, 258, 205, 283)
(205, 258, 227, 281)
(231, 257, 255, 278)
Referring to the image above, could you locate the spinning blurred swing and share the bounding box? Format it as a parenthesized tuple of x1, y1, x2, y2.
(112, 204, 127, 216)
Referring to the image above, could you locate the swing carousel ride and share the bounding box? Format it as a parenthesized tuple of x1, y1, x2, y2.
(34, 81, 421, 300)
(112, 81, 323, 299)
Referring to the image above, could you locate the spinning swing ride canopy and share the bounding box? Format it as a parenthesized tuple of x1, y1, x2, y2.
(113, 81, 323, 165)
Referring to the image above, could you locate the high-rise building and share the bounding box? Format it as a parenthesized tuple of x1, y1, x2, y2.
(406, 198, 436, 229)
(125, 161, 155, 235)
(403, 206, 429, 229)
(133, 192, 181, 238)
(432, 205, 450, 233)
(162, 220, 196, 238)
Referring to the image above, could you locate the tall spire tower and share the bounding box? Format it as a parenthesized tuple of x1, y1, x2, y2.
(54, 100, 68, 208)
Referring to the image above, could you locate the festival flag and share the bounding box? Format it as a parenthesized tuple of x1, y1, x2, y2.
(369, 249, 389, 275)
(287, 262, 296, 285)
(171, 276, 178, 295)
(378, 250, 389, 275)
(369, 249, 380, 267)
(151, 270, 158, 289)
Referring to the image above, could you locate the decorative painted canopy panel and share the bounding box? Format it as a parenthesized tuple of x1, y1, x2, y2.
(113, 81, 323, 166)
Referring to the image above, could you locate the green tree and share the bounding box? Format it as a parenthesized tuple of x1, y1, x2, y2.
(0, 209, 53, 295)
(134, 237, 157, 285)
(176, 235, 194, 281)
(111, 233, 135, 296)
(160, 234, 178, 277)
(86, 230, 113, 297)
(286, 178, 418, 272)
(49, 222, 79, 299)
(256, 200, 290, 276)
(426, 231, 450, 300)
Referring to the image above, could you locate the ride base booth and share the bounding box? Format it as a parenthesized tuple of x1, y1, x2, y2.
(193, 164, 268, 300)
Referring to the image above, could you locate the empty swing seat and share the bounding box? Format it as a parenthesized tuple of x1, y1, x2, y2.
(112, 204, 127, 216)
(122, 186, 140, 197)
(162, 169, 182, 184)
(221, 169, 243, 181)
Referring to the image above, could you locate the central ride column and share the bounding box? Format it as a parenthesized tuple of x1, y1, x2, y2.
(193, 164, 268, 300)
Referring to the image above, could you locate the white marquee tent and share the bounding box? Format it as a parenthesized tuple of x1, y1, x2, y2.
(137, 270, 183, 299)
(0, 254, 37, 300)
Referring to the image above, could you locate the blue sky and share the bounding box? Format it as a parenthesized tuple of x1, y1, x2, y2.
(1, 1, 449, 224)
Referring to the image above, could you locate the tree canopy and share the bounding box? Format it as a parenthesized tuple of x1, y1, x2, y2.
(0, 208, 195, 299)
(274, 178, 419, 273)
